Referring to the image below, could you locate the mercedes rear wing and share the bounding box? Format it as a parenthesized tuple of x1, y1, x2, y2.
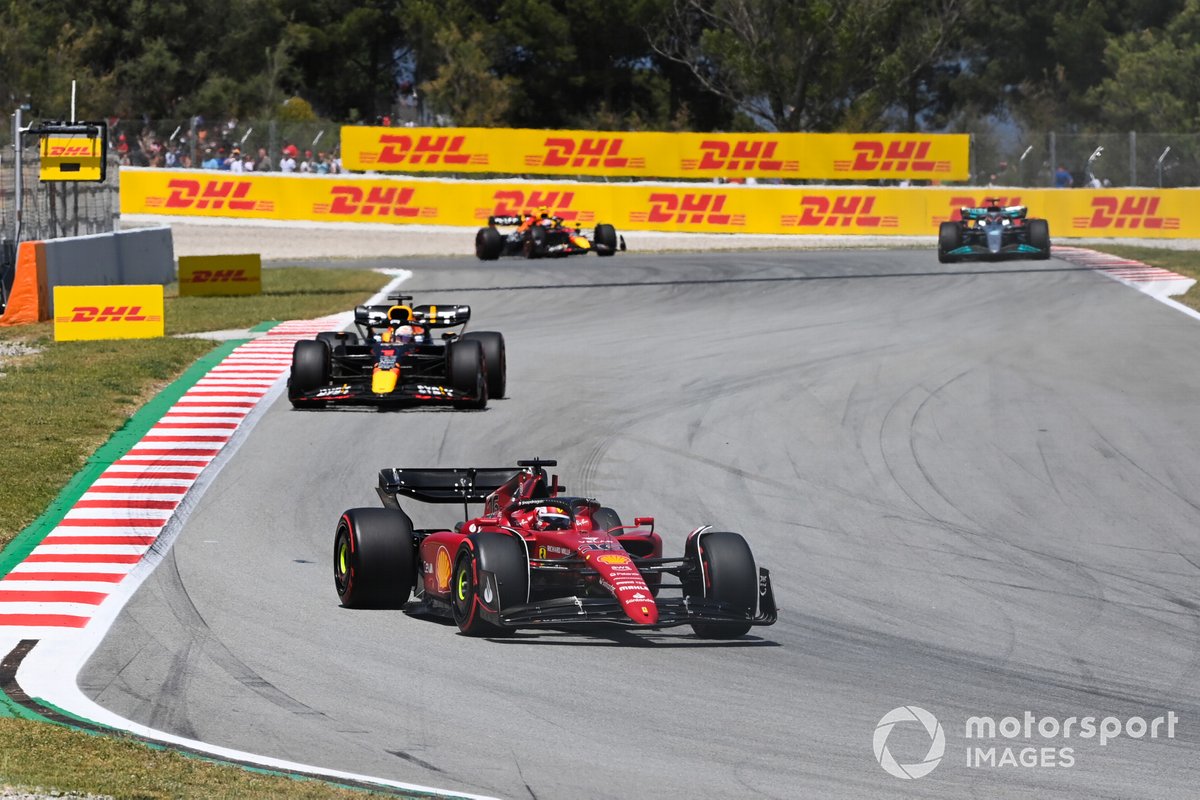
(377, 467, 520, 505)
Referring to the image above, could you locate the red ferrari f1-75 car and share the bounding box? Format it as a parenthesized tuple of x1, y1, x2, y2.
(333, 459, 776, 638)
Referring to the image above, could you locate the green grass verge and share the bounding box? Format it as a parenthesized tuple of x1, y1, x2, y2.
(1084, 244, 1200, 312)
(0, 717, 399, 799)
(0, 266, 395, 799)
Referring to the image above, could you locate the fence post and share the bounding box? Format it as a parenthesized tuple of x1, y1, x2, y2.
(1129, 131, 1136, 186)
(1048, 132, 1056, 187)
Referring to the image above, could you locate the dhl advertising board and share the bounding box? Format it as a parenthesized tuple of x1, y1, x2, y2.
(121, 169, 1200, 238)
(178, 254, 262, 296)
(340, 126, 970, 181)
(53, 285, 164, 341)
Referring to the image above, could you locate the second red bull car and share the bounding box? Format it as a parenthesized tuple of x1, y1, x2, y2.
(475, 212, 624, 260)
(333, 458, 776, 638)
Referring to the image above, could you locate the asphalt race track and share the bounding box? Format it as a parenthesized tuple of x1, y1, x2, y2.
(79, 249, 1200, 799)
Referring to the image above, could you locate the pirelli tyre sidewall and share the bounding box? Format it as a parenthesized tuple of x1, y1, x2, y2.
(334, 508, 415, 609)
(686, 530, 757, 639)
(476, 226, 504, 260)
(594, 223, 618, 255)
(289, 339, 331, 406)
(452, 532, 528, 636)
(461, 331, 506, 399)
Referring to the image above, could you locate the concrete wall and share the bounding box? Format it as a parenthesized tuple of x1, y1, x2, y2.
(43, 226, 174, 313)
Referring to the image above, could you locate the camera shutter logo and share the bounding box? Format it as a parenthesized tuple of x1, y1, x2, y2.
(874, 706, 945, 779)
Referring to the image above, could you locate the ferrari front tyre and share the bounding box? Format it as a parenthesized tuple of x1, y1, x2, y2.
(594, 223, 618, 256)
(461, 331, 506, 399)
(289, 340, 331, 407)
(448, 339, 488, 409)
(687, 531, 758, 639)
(1027, 219, 1051, 258)
(476, 226, 504, 260)
(452, 533, 528, 636)
(334, 508, 416, 609)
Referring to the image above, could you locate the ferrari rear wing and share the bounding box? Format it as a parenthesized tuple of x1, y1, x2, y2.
(378, 467, 519, 504)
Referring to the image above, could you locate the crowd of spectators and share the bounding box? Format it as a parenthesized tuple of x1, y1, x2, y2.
(111, 119, 344, 175)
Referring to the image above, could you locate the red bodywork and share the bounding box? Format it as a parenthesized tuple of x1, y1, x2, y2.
(414, 467, 664, 625)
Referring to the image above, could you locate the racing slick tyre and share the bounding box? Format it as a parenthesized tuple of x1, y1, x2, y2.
(594, 223, 618, 256)
(937, 221, 961, 264)
(334, 508, 416, 609)
(452, 533, 529, 636)
(523, 225, 547, 259)
(1027, 219, 1051, 259)
(461, 331, 506, 399)
(448, 339, 488, 410)
(685, 531, 757, 639)
(288, 339, 331, 408)
(475, 226, 504, 261)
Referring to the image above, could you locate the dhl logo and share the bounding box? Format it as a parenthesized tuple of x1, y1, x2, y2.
(835, 141, 948, 173)
(189, 269, 252, 283)
(524, 137, 644, 169)
(682, 140, 798, 172)
(933, 196, 1024, 224)
(57, 305, 161, 323)
(781, 196, 898, 228)
(482, 190, 595, 223)
(1072, 196, 1181, 230)
(359, 134, 488, 166)
(144, 179, 275, 212)
(629, 193, 745, 226)
(313, 185, 436, 218)
(46, 144, 94, 157)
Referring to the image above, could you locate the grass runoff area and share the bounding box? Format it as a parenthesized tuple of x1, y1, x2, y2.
(0, 265, 400, 800)
(0, 247, 1196, 798)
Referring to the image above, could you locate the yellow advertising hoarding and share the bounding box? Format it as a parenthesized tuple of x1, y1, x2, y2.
(53, 285, 164, 341)
(40, 136, 105, 182)
(340, 126, 971, 181)
(178, 254, 262, 296)
(120, 169, 1200, 239)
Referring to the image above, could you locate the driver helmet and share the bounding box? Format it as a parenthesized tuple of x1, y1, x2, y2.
(535, 506, 571, 530)
(538, 206, 550, 219)
(393, 323, 414, 344)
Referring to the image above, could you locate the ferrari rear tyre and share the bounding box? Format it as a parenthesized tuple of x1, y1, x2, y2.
(686, 531, 757, 639)
(289, 340, 331, 407)
(334, 508, 416, 609)
(1027, 219, 1051, 258)
(476, 226, 504, 260)
(461, 331, 506, 399)
(448, 339, 488, 409)
(594, 223, 618, 256)
(452, 533, 528, 636)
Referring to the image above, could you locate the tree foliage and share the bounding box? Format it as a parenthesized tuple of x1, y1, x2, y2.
(0, 0, 1192, 133)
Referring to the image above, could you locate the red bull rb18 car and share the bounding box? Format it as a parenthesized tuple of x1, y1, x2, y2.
(475, 211, 624, 260)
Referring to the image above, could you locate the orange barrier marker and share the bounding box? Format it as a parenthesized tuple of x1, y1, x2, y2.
(0, 241, 49, 326)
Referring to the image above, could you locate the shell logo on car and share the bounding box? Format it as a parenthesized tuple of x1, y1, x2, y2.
(435, 547, 452, 592)
(596, 554, 631, 566)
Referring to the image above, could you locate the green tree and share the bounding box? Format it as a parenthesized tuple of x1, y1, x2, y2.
(1087, 0, 1200, 131)
(420, 23, 515, 126)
